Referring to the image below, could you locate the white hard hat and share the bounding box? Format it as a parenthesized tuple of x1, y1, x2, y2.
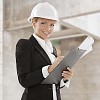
(28, 2, 59, 23)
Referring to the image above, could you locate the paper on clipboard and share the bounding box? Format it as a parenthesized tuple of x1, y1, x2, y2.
(78, 36, 94, 57)
(41, 36, 94, 84)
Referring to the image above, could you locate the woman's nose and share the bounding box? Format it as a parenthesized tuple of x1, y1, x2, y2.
(44, 25, 51, 31)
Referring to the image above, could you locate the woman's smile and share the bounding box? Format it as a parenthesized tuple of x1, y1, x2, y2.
(42, 31, 50, 35)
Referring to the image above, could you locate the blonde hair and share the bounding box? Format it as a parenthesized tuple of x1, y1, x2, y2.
(32, 17, 39, 23)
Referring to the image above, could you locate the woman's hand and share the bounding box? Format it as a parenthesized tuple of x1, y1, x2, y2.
(48, 56, 64, 73)
(62, 67, 74, 81)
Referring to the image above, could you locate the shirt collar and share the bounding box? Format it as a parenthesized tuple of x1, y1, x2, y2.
(33, 34, 53, 53)
(33, 34, 45, 46)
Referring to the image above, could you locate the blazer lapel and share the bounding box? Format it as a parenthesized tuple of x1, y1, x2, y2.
(52, 46, 57, 57)
(29, 35, 51, 65)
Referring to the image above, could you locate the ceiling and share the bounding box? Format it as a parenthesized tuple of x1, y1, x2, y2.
(3, 0, 100, 40)
(50, 12, 100, 40)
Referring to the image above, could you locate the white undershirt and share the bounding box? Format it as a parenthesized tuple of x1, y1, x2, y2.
(33, 34, 70, 100)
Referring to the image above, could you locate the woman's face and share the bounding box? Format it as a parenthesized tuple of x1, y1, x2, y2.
(32, 18, 56, 40)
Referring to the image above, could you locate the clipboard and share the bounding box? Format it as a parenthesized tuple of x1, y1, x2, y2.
(41, 48, 86, 84)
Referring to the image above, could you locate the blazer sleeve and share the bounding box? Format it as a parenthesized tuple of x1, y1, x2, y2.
(15, 39, 45, 88)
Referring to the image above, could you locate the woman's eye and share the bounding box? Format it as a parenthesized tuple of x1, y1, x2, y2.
(41, 22, 46, 25)
(51, 24, 55, 26)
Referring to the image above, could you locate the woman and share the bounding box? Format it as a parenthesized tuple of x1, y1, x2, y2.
(16, 2, 74, 100)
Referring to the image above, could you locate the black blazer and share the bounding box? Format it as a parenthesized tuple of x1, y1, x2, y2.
(16, 35, 61, 100)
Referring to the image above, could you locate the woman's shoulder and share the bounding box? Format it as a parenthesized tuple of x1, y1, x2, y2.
(17, 38, 29, 44)
(16, 38, 32, 50)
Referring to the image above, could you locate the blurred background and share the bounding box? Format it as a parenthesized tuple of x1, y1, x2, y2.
(0, 0, 100, 100)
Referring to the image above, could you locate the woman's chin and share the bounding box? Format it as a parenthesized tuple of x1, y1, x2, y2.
(43, 34, 50, 39)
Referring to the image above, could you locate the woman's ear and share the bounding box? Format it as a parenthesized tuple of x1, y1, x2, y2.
(32, 22, 36, 29)
(32, 22, 35, 27)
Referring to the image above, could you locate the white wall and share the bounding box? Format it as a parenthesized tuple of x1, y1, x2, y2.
(0, 0, 3, 99)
